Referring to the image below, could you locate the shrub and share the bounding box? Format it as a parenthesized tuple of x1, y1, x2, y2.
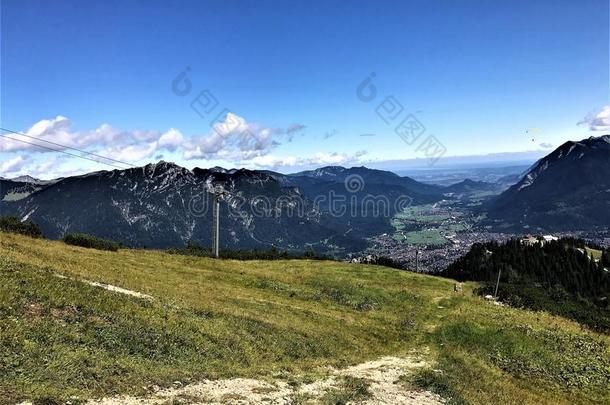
(0, 216, 42, 238)
(374, 256, 406, 270)
(167, 241, 330, 261)
(62, 233, 120, 251)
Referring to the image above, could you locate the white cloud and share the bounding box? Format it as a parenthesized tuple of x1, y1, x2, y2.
(286, 123, 306, 134)
(183, 112, 304, 160)
(1, 114, 308, 174)
(578, 105, 610, 131)
(28, 115, 71, 136)
(0, 155, 27, 173)
(100, 142, 159, 162)
(246, 151, 368, 170)
(0, 116, 188, 164)
(24, 156, 86, 179)
(248, 155, 299, 167)
(0, 116, 71, 152)
(286, 123, 307, 141)
(158, 128, 184, 150)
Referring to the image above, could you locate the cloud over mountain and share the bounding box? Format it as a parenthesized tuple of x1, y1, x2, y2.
(578, 105, 610, 131)
(0, 115, 184, 163)
(0, 155, 27, 173)
(3, 114, 307, 166)
(246, 150, 368, 170)
(183, 113, 305, 160)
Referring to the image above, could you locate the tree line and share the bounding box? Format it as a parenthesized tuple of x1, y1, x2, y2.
(443, 238, 610, 331)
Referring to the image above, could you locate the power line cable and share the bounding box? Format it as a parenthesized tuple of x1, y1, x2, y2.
(0, 127, 136, 168)
(0, 132, 130, 170)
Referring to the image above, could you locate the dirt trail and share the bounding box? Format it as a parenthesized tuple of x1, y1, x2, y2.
(84, 280, 154, 300)
(84, 355, 443, 404)
(53, 272, 154, 300)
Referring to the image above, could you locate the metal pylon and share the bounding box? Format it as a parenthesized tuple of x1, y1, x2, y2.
(212, 193, 220, 258)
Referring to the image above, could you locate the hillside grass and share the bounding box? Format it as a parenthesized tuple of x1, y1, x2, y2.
(1, 232, 609, 404)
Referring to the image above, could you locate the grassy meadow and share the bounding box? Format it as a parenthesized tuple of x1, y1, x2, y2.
(0, 231, 609, 404)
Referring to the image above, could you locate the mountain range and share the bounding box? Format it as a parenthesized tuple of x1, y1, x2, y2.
(0, 162, 448, 252)
(1, 135, 609, 251)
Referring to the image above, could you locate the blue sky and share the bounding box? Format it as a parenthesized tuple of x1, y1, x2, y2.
(1, 0, 608, 178)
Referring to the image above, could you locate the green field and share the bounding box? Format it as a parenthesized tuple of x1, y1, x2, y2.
(391, 203, 469, 245)
(394, 229, 450, 246)
(395, 204, 453, 223)
(1, 232, 609, 404)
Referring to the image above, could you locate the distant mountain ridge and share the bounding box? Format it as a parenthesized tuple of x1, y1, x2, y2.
(9, 175, 60, 185)
(291, 166, 443, 195)
(444, 178, 502, 194)
(0, 162, 445, 252)
(487, 135, 610, 231)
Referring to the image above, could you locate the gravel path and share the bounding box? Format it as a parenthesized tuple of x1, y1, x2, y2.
(85, 355, 444, 404)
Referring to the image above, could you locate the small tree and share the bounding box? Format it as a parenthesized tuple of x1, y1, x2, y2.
(0, 216, 42, 238)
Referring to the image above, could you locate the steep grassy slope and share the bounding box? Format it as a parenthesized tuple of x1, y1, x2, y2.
(0, 232, 609, 404)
